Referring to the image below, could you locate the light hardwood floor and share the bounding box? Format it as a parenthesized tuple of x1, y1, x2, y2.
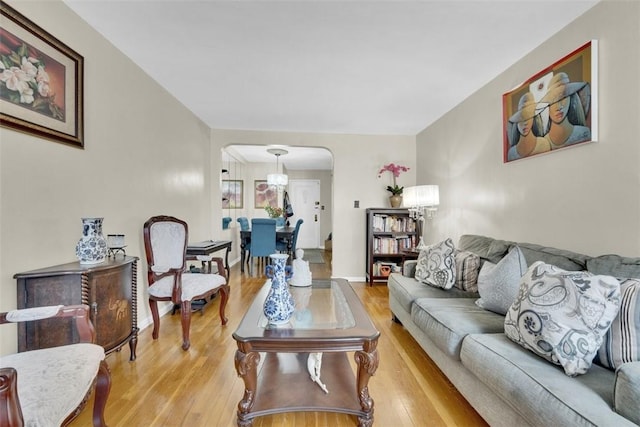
(71, 251, 488, 426)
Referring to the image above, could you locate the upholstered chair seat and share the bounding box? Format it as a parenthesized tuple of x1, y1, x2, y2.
(148, 272, 226, 301)
(0, 344, 105, 426)
(0, 305, 110, 427)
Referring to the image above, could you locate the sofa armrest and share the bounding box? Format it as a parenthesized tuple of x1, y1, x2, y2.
(614, 361, 640, 425)
(403, 260, 417, 277)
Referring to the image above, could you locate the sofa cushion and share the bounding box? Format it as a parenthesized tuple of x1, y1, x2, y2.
(411, 298, 504, 360)
(614, 361, 640, 425)
(518, 242, 588, 271)
(388, 272, 477, 314)
(596, 278, 640, 369)
(458, 234, 590, 271)
(475, 246, 527, 315)
(415, 238, 456, 289)
(461, 333, 634, 426)
(587, 254, 640, 279)
(453, 249, 481, 292)
(504, 262, 621, 376)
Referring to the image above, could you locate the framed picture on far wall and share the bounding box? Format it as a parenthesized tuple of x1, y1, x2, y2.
(254, 180, 278, 208)
(0, 1, 84, 148)
(222, 180, 243, 209)
(503, 40, 597, 163)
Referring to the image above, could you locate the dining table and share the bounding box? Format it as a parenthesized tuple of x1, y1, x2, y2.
(240, 226, 295, 273)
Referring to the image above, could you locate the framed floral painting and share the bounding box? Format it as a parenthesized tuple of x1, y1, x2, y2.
(222, 180, 243, 209)
(254, 180, 278, 208)
(503, 41, 597, 163)
(0, 1, 84, 148)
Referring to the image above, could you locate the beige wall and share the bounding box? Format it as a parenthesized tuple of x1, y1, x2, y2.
(0, 1, 416, 353)
(211, 129, 417, 282)
(416, 0, 640, 258)
(0, 0, 215, 353)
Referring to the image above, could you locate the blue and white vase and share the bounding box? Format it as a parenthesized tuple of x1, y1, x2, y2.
(263, 253, 295, 325)
(75, 217, 108, 264)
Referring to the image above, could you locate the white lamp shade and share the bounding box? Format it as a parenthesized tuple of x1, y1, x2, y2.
(267, 173, 288, 187)
(403, 185, 439, 207)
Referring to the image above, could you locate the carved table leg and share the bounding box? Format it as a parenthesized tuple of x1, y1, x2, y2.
(234, 348, 260, 427)
(354, 340, 379, 427)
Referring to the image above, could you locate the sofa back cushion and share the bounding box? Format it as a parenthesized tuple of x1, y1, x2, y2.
(459, 235, 590, 271)
(587, 255, 640, 278)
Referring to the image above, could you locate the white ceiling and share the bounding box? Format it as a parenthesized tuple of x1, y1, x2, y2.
(63, 0, 599, 168)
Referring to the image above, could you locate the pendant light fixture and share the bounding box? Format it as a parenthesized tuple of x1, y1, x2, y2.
(266, 148, 288, 188)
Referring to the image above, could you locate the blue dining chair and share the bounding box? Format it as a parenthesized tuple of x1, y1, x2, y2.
(237, 217, 250, 231)
(250, 218, 277, 274)
(277, 219, 303, 258)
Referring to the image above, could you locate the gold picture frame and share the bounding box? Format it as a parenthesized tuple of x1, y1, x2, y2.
(0, 1, 84, 148)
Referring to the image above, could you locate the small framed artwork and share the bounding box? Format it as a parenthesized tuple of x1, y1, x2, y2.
(254, 180, 278, 208)
(503, 40, 597, 163)
(0, 2, 84, 148)
(222, 180, 243, 209)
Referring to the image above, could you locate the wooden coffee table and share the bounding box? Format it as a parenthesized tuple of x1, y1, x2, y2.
(233, 278, 380, 426)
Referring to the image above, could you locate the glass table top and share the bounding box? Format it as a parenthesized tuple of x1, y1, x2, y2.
(258, 280, 356, 330)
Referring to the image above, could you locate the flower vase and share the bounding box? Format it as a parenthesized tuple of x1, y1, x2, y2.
(389, 194, 403, 208)
(75, 217, 108, 264)
(263, 253, 295, 325)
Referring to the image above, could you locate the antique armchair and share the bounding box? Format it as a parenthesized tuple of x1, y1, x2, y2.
(143, 215, 230, 350)
(0, 304, 111, 427)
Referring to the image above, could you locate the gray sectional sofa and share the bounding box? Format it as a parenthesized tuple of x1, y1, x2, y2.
(388, 234, 640, 426)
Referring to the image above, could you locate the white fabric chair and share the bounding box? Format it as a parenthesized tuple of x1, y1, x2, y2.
(143, 215, 230, 350)
(0, 305, 110, 427)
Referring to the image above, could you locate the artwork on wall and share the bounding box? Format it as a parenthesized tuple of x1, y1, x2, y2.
(503, 40, 597, 163)
(0, 1, 84, 148)
(222, 180, 243, 209)
(254, 180, 278, 209)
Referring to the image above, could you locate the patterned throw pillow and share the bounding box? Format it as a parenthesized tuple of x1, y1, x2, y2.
(504, 262, 621, 376)
(595, 278, 640, 369)
(475, 246, 527, 314)
(453, 250, 481, 292)
(414, 238, 456, 289)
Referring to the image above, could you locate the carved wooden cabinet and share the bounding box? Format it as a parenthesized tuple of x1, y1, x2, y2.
(14, 256, 138, 360)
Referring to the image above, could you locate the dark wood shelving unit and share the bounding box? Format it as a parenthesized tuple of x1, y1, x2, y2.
(365, 208, 418, 285)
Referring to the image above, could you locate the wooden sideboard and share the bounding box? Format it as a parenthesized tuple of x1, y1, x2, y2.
(14, 256, 138, 360)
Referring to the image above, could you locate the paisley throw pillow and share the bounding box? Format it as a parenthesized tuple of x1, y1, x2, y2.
(414, 238, 456, 289)
(504, 261, 621, 376)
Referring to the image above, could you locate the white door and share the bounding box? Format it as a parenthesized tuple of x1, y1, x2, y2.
(287, 180, 321, 249)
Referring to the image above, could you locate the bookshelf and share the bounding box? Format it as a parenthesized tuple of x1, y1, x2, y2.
(365, 208, 418, 285)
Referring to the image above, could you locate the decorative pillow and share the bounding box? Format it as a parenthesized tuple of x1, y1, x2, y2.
(453, 250, 481, 292)
(475, 246, 527, 315)
(414, 238, 456, 289)
(504, 262, 621, 376)
(595, 278, 640, 369)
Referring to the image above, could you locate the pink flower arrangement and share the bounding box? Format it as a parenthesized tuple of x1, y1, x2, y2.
(378, 163, 410, 195)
